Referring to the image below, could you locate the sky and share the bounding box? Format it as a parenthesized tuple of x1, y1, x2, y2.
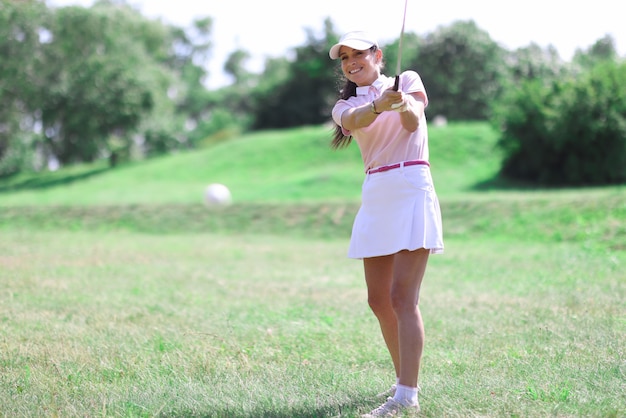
(49, 0, 626, 89)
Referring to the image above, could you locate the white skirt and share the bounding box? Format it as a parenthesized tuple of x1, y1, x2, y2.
(348, 163, 444, 259)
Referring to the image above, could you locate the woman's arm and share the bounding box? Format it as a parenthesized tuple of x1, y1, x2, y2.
(340, 102, 381, 131)
(341, 91, 425, 132)
(397, 93, 425, 132)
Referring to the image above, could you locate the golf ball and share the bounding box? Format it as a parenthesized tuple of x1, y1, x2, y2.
(204, 183, 232, 206)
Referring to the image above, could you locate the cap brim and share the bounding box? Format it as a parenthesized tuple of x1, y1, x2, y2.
(329, 40, 376, 59)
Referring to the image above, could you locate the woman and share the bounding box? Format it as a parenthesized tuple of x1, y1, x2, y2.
(329, 31, 444, 417)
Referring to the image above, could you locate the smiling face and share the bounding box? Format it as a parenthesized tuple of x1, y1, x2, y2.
(339, 46, 382, 87)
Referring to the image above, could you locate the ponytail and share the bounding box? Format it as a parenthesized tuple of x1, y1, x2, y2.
(331, 79, 357, 149)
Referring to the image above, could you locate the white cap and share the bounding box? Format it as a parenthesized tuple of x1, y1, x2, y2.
(329, 31, 379, 60)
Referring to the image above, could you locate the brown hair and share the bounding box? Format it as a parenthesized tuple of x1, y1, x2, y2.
(330, 45, 381, 149)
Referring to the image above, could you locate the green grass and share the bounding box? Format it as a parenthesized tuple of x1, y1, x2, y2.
(0, 122, 625, 417)
(1, 231, 624, 417)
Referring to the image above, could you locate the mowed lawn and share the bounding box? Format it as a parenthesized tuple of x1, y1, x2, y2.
(1, 122, 625, 417)
(1, 230, 624, 417)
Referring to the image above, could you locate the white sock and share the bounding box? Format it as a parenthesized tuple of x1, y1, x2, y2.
(393, 384, 419, 406)
(395, 377, 400, 386)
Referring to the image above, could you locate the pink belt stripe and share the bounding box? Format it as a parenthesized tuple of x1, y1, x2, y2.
(367, 160, 430, 174)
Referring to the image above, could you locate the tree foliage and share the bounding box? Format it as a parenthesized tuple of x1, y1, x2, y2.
(408, 20, 507, 120)
(495, 59, 626, 186)
(0, 0, 49, 174)
(252, 19, 339, 130)
(572, 35, 618, 70)
(381, 32, 421, 77)
(506, 43, 567, 84)
(38, 5, 149, 163)
(0, 0, 211, 172)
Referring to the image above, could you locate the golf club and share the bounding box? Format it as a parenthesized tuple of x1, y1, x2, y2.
(393, 0, 409, 92)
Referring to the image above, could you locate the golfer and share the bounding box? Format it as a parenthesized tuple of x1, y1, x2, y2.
(329, 31, 444, 417)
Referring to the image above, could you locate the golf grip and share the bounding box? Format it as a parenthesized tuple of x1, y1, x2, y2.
(393, 75, 400, 91)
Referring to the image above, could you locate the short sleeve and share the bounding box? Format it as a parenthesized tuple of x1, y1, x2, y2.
(401, 71, 428, 108)
(332, 100, 354, 136)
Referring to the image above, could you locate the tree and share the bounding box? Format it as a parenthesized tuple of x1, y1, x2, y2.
(506, 43, 567, 84)
(494, 60, 626, 186)
(224, 49, 253, 86)
(37, 4, 161, 164)
(0, 0, 218, 172)
(252, 19, 339, 129)
(0, 0, 49, 174)
(572, 34, 618, 71)
(381, 32, 422, 78)
(409, 20, 507, 120)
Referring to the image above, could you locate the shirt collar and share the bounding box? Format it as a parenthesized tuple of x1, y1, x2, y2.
(356, 75, 389, 96)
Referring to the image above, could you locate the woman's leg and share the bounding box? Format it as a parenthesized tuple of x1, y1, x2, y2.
(363, 255, 399, 378)
(391, 248, 429, 387)
(361, 249, 430, 416)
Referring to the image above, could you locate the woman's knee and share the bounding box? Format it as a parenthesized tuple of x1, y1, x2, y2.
(367, 292, 392, 315)
(390, 285, 419, 313)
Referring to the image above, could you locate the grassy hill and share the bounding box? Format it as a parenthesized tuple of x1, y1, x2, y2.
(0, 122, 624, 249)
(0, 122, 500, 206)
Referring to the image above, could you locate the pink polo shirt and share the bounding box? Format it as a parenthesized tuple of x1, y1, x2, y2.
(332, 71, 430, 172)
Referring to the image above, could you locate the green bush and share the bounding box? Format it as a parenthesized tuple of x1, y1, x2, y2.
(495, 60, 626, 186)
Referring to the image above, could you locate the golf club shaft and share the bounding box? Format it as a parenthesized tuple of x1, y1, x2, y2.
(394, 0, 409, 91)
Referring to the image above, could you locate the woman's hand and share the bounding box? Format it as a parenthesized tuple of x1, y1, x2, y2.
(374, 88, 406, 113)
(341, 90, 424, 132)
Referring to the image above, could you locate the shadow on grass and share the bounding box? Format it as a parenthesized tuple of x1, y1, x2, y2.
(0, 166, 110, 193)
(472, 171, 626, 192)
(472, 174, 548, 191)
(165, 401, 367, 418)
